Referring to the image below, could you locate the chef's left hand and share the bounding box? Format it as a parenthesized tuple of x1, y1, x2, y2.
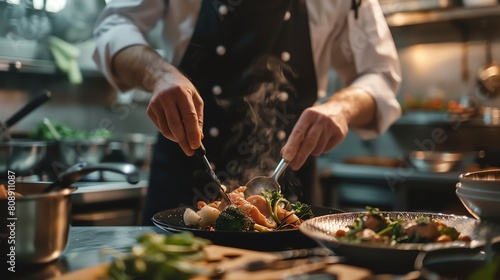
(281, 87, 376, 170)
(281, 102, 348, 170)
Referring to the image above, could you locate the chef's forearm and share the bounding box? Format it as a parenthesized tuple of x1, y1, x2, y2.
(324, 87, 376, 127)
(111, 45, 177, 92)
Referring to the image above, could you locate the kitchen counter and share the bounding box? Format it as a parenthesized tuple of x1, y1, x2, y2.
(12, 226, 165, 280)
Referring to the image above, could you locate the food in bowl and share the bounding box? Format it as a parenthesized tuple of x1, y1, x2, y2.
(183, 186, 313, 232)
(334, 206, 472, 245)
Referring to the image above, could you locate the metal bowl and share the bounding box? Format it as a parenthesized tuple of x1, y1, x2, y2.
(0, 139, 50, 178)
(409, 151, 463, 173)
(106, 133, 156, 171)
(56, 138, 108, 167)
(0, 182, 77, 263)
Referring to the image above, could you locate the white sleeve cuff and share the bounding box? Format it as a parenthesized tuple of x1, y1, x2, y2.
(93, 23, 150, 91)
(350, 73, 402, 140)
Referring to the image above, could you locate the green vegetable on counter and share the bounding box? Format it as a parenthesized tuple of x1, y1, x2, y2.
(106, 232, 212, 280)
(31, 119, 113, 140)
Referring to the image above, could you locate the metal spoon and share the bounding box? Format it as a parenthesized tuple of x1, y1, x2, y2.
(245, 158, 288, 196)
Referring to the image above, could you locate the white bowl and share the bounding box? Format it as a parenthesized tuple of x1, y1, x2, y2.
(456, 182, 500, 198)
(455, 189, 500, 222)
(459, 169, 500, 192)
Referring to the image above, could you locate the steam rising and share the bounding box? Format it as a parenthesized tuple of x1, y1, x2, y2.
(219, 55, 298, 191)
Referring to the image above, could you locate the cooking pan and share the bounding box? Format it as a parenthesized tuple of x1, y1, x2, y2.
(152, 206, 343, 252)
(0, 162, 140, 264)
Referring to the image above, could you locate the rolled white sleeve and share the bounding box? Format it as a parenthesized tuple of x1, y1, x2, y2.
(347, 0, 402, 139)
(92, 0, 166, 91)
(320, 0, 401, 139)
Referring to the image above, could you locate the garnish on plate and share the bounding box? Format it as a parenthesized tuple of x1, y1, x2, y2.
(335, 206, 472, 245)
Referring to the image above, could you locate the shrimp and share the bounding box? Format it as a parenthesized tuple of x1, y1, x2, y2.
(234, 199, 277, 229)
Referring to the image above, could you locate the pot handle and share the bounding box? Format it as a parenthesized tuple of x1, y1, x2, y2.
(42, 162, 141, 193)
(5, 90, 51, 128)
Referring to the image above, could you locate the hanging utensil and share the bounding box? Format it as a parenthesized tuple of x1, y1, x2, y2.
(477, 20, 500, 98)
(195, 143, 231, 204)
(244, 158, 288, 196)
(0, 90, 52, 141)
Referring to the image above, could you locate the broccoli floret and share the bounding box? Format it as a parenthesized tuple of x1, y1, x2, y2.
(214, 206, 253, 231)
(214, 206, 268, 232)
(291, 201, 313, 220)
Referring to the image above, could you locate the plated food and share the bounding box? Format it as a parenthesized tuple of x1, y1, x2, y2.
(182, 186, 314, 232)
(299, 209, 479, 274)
(335, 206, 472, 245)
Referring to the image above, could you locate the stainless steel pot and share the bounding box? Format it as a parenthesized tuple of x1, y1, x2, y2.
(0, 139, 52, 178)
(0, 182, 77, 264)
(57, 137, 108, 167)
(0, 162, 140, 264)
(408, 151, 464, 173)
(105, 133, 156, 171)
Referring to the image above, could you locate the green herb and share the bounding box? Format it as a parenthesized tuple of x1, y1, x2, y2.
(105, 232, 211, 280)
(261, 189, 291, 223)
(439, 226, 460, 240)
(31, 119, 113, 140)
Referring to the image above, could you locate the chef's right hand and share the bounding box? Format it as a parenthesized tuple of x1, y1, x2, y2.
(146, 71, 204, 156)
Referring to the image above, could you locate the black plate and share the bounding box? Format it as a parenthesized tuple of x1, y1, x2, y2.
(152, 206, 343, 252)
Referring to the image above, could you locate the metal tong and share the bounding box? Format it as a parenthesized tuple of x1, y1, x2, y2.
(195, 143, 231, 204)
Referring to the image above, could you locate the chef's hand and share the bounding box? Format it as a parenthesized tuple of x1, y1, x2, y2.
(281, 103, 348, 170)
(112, 45, 204, 156)
(147, 71, 204, 156)
(281, 88, 376, 170)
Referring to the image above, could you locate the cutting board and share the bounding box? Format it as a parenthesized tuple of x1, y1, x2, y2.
(51, 245, 372, 280)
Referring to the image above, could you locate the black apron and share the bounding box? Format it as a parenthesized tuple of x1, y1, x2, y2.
(143, 0, 320, 225)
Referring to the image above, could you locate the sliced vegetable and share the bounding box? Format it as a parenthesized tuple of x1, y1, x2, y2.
(106, 232, 211, 280)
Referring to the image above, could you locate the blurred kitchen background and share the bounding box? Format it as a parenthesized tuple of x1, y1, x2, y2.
(1, 0, 500, 225)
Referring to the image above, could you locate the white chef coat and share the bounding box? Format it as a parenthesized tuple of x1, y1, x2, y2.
(93, 0, 402, 139)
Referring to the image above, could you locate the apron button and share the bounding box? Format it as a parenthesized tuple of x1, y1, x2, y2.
(277, 130, 287, 140)
(216, 45, 226, 56)
(284, 11, 291, 21)
(218, 5, 229, 16)
(281, 51, 290, 62)
(212, 85, 222, 96)
(278, 91, 289, 102)
(209, 127, 220, 137)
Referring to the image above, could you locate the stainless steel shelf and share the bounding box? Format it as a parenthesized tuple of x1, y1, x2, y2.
(386, 5, 500, 27)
